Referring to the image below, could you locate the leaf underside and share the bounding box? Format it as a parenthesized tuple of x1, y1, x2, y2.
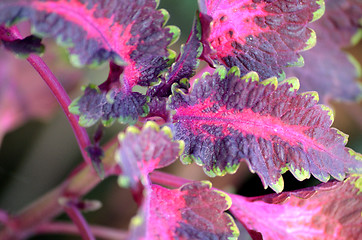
(230, 174, 362, 240)
(128, 181, 239, 240)
(169, 66, 362, 192)
(198, 0, 326, 80)
(285, 0, 362, 103)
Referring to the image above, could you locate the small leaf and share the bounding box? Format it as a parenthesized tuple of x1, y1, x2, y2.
(116, 121, 184, 189)
(285, 0, 362, 103)
(0, 0, 178, 89)
(198, 0, 325, 79)
(149, 12, 203, 97)
(86, 144, 104, 179)
(169, 66, 362, 192)
(128, 181, 239, 239)
(230, 174, 362, 240)
(69, 84, 148, 127)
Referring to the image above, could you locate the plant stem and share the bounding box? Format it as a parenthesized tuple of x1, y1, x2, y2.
(0, 25, 92, 164)
(35, 222, 128, 240)
(150, 171, 190, 188)
(0, 143, 118, 240)
(27, 55, 92, 164)
(63, 205, 95, 240)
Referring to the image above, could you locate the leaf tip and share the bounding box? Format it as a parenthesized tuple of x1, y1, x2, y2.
(180, 154, 194, 165)
(165, 25, 181, 46)
(159, 8, 170, 26)
(288, 165, 310, 181)
(281, 77, 300, 92)
(144, 121, 160, 132)
(228, 66, 241, 77)
(177, 140, 185, 156)
(300, 91, 319, 102)
(319, 104, 334, 122)
(215, 66, 228, 80)
(241, 71, 259, 83)
(125, 126, 141, 135)
(287, 55, 304, 67)
(311, 0, 326, 22)
(302, 28, 317, 51)
(350, 174, 362, 194)
(270, 176, 284, 193)
(260, 77, 278, 89)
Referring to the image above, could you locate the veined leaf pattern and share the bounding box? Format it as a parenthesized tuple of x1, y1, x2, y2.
(169, 66, 362, 192)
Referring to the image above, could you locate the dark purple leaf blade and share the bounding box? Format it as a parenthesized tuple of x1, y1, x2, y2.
(150, 12, 203, 97)
(198, 0, 325, 80)
(69, 84, 148, 127)
(116, 121, 184, 189)
(128, 181, 239, 239)
(230, 174, 362, 240)
(169, 66, 362, 193)
(0, 0, 179, 90)
(0, 32, 44, 56)
(285, 0, 362, 103)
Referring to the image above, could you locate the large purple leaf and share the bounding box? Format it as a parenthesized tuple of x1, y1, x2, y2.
(169, 66, 362, 192)
(0, 0, 179, 91)
(198, 0, 325, 80)
(285, 0, 362, 103)
(230, 174, 362, 240)
(116, 121, 184, 189)
(128, 181, 239, 240)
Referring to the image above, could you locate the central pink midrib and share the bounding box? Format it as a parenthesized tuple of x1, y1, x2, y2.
(28, 0, 136, 57)
(173, 107, 336, 160)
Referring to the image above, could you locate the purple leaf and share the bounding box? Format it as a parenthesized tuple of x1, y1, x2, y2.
(169, 66, 362, 192)
(69, 62, 150, 126)
(0, 0, 179, 90)
(149, 12, 203, 97)
(128, 181, 239, 239)
(116, 121, 184, 189)
(230, 174, 362, 240)
(69, 83, 148, 127)
(198, 0, 325, 79)
(285, 0, 362, 103)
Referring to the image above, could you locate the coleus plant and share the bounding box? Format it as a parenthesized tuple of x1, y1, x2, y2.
(0, 0, 361, 239)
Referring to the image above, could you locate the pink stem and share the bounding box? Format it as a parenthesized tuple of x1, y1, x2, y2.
(63, 204, 95, 240)
(0, 25, 92, 164)
(36, 222, 128, 240)
(26, 55, 92, 164)
(0, 142, 119, 240)
(150, 171, 190, 188)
